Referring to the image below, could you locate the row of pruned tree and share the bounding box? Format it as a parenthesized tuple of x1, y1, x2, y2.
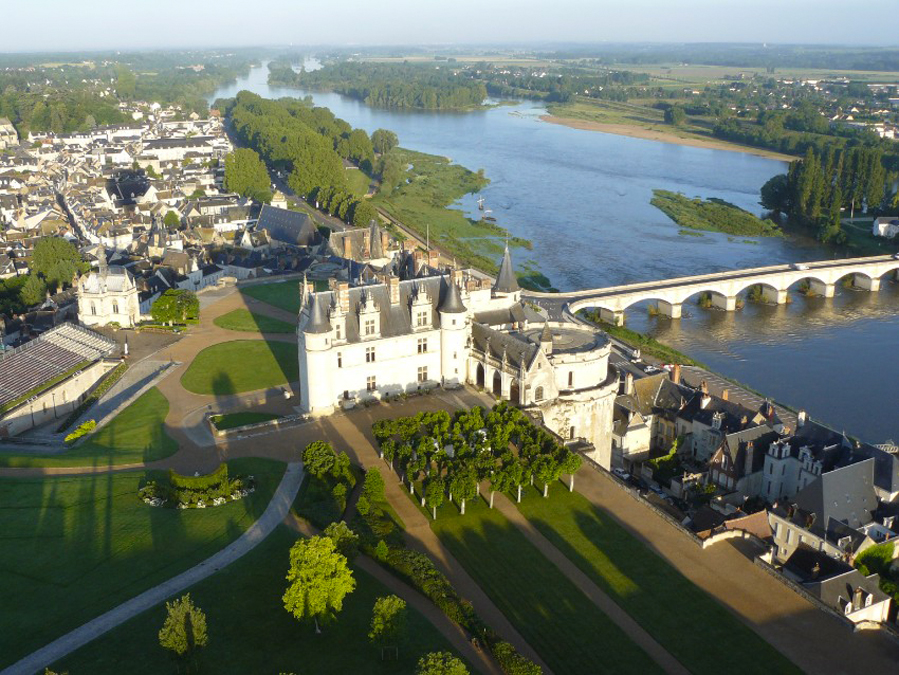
(372, 403, 582, 520)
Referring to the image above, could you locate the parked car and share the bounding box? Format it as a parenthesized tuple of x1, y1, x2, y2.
(791, 262, 809, 270)
(612, 468, 630, 481)
(893, 252, 899, 260)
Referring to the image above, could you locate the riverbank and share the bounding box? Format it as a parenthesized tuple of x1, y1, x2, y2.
(540, 114, 796, 162)
(651, 189, 783, 238)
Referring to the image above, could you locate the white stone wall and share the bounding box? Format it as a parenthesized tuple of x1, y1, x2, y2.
(78, 287, 141, 328)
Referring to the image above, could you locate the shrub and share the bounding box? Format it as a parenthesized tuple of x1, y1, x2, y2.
(374, 539, 389, 561)
(362, 467, 386, 501)
(357, 494, 371, 516)
(492, 641, 543, 675)
(64, 419, 96, 444)
(56, 362, 128, 433)
(169, 464, 229, 492)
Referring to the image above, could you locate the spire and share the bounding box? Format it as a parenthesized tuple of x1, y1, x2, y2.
(438, 278, 466, 314)
(304, 294, 332, 334)
(96, 245, 108, 276)
(493, 243, 518, 294)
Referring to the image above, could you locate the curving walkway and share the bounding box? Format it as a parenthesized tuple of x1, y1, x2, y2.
(1, 462, 305, 675)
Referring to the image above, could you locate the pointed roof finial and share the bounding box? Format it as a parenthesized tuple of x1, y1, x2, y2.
(438, 277, 467, 314)
(493, 242, 518, 294)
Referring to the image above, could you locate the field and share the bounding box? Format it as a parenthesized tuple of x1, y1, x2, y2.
(0, 387, 178, 468)
(0, 458, 286, 669)
(372, 147, 530, 274)
(430, 497, 662, 675)
(517, 485, 800, 675)
(55, 526, 466, 674)
(346, 167, 374, 197)
(180, 340, 298, 395)
(650, 189, 783, 237)
(240, 281, 303, 314)
(209, 411, 282, 430)
(213, 308, 295, 333)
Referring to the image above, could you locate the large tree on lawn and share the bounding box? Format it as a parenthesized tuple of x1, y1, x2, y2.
(283, 535, 356, 632)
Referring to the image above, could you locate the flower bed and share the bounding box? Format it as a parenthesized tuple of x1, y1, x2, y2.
(138, 463, 255, 509)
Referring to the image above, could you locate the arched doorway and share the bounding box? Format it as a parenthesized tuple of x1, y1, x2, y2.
(510, 379, 520, 404)
(492, 371, 502, 397)
(476, 363, 485, 388)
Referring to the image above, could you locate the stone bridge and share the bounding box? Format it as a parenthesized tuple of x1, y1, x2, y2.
(526, 254, 899, 325)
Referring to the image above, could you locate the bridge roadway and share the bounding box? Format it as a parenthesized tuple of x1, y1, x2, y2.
(524, 253, 899, 325)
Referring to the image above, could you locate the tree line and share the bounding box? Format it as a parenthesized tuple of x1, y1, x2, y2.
(760, 145, 893, 243)
(269, 61, 488, 110)
(1, 237, 88, 315)
(222, 92, 394, 228)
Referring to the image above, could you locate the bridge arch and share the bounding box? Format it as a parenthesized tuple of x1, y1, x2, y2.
(731, 280, 787, 306)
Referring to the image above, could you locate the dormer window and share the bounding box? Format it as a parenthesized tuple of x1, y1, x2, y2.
(416, 310, 429, 328)
(335, 323, 341, 340)
(364, 319, 376, 336)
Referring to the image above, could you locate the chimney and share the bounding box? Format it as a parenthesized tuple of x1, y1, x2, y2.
(721, 389, 729, 401)
(853, 587, 864, 611)
(811, 562, 820, 580)
(342, 236, 353, 259)
(671, 363, 681, 385)
(428, 250, 439, 268)
(413, 250, 425, 273)
(700, 379, 709, 395)
(381, 230, 390, 253)
(387, 276, 400, 305)
(624, 371, 634, 396)
(797, 410, 807, 428)
(337, 281, 350, 313)
(403, 239, 416, 252)
(362, 230, 371, 257)
(451, 268, 464, 287)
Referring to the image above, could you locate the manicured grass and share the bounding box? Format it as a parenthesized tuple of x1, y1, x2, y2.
(0, 387, 178, 468)
(210, 411, 282, 430)
(180, 340, 298, 395)
(213, 308, 295, 333)
(241, 281, 302, 314)
(430, 497, 662, 675)
(516, 484, 801, 675)
(346, 167, 373, 197)
(55, 526, 465, 675)
(0, 458, 286, 669)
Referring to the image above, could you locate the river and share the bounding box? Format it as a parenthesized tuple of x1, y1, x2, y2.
(211, 63, 899, 444)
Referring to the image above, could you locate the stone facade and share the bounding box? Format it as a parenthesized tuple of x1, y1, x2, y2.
(77, 251, 142, 328)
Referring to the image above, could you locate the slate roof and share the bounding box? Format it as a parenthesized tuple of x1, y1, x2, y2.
(493, 244, 518, 294)
(795, 458, 877, 531)
(256, 205, 318, 247)
(439, 280, 466, 314)
(784, 544, 852, 582)
(471, 322, 538, 370)
(806, 568, 890, 613)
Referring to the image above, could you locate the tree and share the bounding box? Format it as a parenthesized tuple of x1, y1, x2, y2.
(150, 289, 198, 326)
(115, 65, 136, 98)
(323, 521, 360, 559)
(164, 210, 181, 227)
(416, 651, 469, 675)
(224, 148, 272, 203)
(352, 200, 378, 228)
(158, 594, 208, 672)
(374, 539, 389, 561)
(532, 454, 561, 498)
(759, 174, 790, 213)
(558, 450, 582, 492)
(362, 467, 386, 501)
(31, 237, 82, 291)
(449, 469, 477, 515)
(283, 535, 356, 632)
(424, 474, 445, 520)
(664, 106, 686, 126)
(302, 440, 337, 479)
(372, 128, 399, 155)
(20, 274, 48, 307)
(368, 595, 408, 660)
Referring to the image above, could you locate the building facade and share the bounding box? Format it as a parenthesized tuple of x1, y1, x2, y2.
(77, 249, 142, 328)
(297, 247, 619, 467)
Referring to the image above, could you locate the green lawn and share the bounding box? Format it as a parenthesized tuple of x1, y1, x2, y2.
(240, 281, 303, 314)
(346, 167, 374, 197)
(213, 308, 295, 334)
(210, 411, 282, 430)
(0, 387, 178, 468)
(55, 526, 466, 675)
(431, 497, 662, 675)
(516, 484, 800, 675)
(0, 458, 286, 669)
(180, 340, 298, 395)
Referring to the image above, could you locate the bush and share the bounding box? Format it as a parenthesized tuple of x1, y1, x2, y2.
(56, 362, 128, 433)
(492, 641, 543, 675)
(362, 467, 386, 501)
(357, 494, 371, 516)
(64, 419, 96, 444)
(374, 539, 389, 561)
(169, 464, 229, 491)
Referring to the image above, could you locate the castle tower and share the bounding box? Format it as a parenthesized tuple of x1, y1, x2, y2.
(298, 293, 334, 414)
(492, 243, 520, 303)
(438, 276, 468, 387)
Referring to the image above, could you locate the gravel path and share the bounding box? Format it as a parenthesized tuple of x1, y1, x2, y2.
(1, 462, 305, 675)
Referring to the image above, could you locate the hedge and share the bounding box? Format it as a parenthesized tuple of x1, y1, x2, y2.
(169, 463, 229, 491)
(56, 362, 128, 433)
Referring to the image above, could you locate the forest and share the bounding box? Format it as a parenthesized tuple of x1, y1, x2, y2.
(269, 61, 489, 110)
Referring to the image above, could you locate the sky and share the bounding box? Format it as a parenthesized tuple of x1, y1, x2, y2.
(5, 0, 898, 52)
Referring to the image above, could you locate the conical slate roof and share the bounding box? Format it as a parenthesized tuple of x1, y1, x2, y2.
(439, 278, 467, 314)
(540, 322, 553, 343)
(304, 294, 332, 334)
(493, 244, 519, 294)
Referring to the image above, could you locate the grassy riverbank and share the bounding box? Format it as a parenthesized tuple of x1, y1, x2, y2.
(371, 147, 532, 275)
(651, 189, 783, 237)
(581, 310, 706, 367)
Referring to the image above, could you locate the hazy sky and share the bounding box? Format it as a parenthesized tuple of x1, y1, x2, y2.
(6, 0, 898, 52)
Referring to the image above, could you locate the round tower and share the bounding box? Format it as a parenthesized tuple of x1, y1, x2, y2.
(438, 276, 469, 387)
(299, 293, 334, 414)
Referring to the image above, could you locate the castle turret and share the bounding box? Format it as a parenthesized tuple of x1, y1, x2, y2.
(439, 276, 468, 387)
(299, 293, 334, 414)
(493, 243, 519, 298)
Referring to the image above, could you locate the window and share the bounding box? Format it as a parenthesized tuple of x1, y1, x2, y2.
(786, 529, 794, 544)
(366, 376, 376, 392)
(416, 310, 429, 327)
(535, 386, 544, 402)
(112, 302, 118, 314)
(365, 347, 376, 363)
(91, 302, 96, 316)
(337, 352, 342, 368)
(417, 338, 428, 354)
(364, 319, 376, 336)
(568, 372, 574, 387)
(417, 366, 428, 383)
(335, 324, 341, 340)
(569, 426, 576, 440)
